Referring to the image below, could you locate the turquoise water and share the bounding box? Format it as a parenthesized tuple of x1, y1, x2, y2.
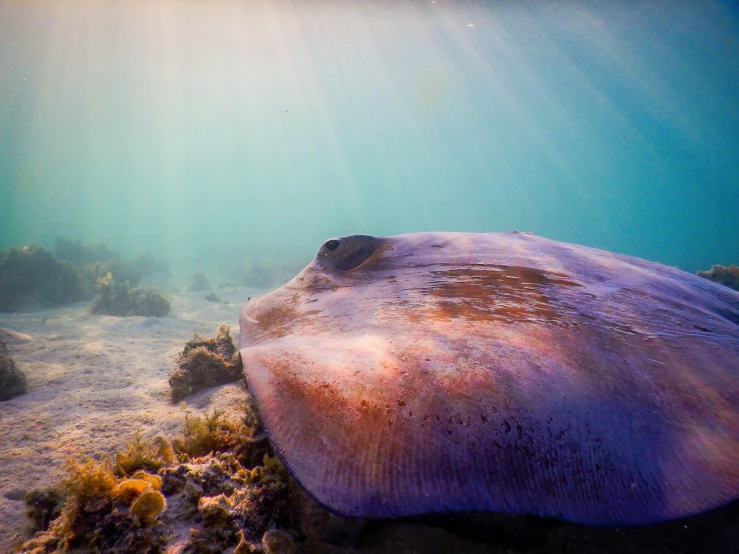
(1, 0, 737, 275)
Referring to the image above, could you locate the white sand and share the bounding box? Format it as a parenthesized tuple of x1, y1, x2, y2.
(0, 286, 260, 551)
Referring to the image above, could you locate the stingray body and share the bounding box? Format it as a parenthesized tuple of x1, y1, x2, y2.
(238, 232, 739, 526)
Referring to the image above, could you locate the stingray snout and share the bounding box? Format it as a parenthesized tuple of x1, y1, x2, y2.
(240, 295, 262, 326)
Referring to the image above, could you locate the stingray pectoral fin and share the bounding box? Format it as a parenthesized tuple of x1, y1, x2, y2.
(240, 333, 739, 525)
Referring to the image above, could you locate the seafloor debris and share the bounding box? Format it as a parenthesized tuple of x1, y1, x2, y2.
(89, 272, 171, 317)
(188, 271, 212, 292)
(698, 264, 739, 291)
(0, 349, 28, 401)
(169, 324, 243, 403)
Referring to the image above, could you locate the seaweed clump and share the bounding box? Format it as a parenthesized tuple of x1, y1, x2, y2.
(90, 272, 170, 318)
(0, 245, 91, 312)
(23, 488, 62, 534)
(54, 237, 169, 288)
(169, 325, 243, 403)
(18, 403, 311, 554)
(0, 348, 28, 401)
(173, 409, 244, 459)
(18, 458, 168, 554)
(698, 264, 739, 291)
(115, 432, 176, 476)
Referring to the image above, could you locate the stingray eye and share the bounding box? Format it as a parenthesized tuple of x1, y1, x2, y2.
(320, 235, 377, 271)
(324, 239, 341, 251)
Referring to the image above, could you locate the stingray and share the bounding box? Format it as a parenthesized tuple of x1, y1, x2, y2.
(238, 232, 739, 526)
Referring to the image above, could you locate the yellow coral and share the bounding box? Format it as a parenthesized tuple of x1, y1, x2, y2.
(131, 489, 167, 521)
(112, 479, 151, 504)
(131, 471, 162, 491)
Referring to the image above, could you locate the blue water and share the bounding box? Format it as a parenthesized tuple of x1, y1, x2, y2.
(1, 0, 737, 276)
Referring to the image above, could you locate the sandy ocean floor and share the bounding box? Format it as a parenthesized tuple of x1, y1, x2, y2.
(3, 284, 739, 554)
(0, 286, 259, 551)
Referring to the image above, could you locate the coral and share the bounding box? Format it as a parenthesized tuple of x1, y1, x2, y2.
(131, 490, 167, 522)
(0, 351, 28, 401)
(233, 453, 299, 541)
(19, 401, 348, 553)
(132, 470, 163, 491)
(162, 448, 301, 554)
(698, 264, 739, 291)
(168, 325, 243, 402)
(90, 272, 170, 317)
(188, 271, 212, 292)
(192, 494, 241, 549)
(114, 479, 152, 503)
(18, 453, 170, 553)
(0, 245, 91, 312)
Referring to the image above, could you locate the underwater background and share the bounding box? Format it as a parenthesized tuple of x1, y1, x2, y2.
(1, 0, 738, 276)
(2, 2, 739, 551)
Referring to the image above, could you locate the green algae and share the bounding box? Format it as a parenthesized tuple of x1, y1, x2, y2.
(116, 432, 175, 476)
(89, 272, 170, 317)
(0, 351, 27, 401)
(698, 264, 739, 291)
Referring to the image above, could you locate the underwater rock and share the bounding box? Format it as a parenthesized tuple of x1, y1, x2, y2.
(0, 326, 34, 346)
(261, 529, 295, 554)
(0, 351, 28, 401)
(168, 325, 243, 403)
(89, 272, 170, 317)
(188, 270, 212, 292)
(698, 264, 739, 291)
(204, 292, 222, 303)
(24, 488, 62, 534)
(0, 245, 91, 312)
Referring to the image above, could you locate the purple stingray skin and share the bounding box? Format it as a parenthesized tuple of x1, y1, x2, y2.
(239, 232, 739, 525)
